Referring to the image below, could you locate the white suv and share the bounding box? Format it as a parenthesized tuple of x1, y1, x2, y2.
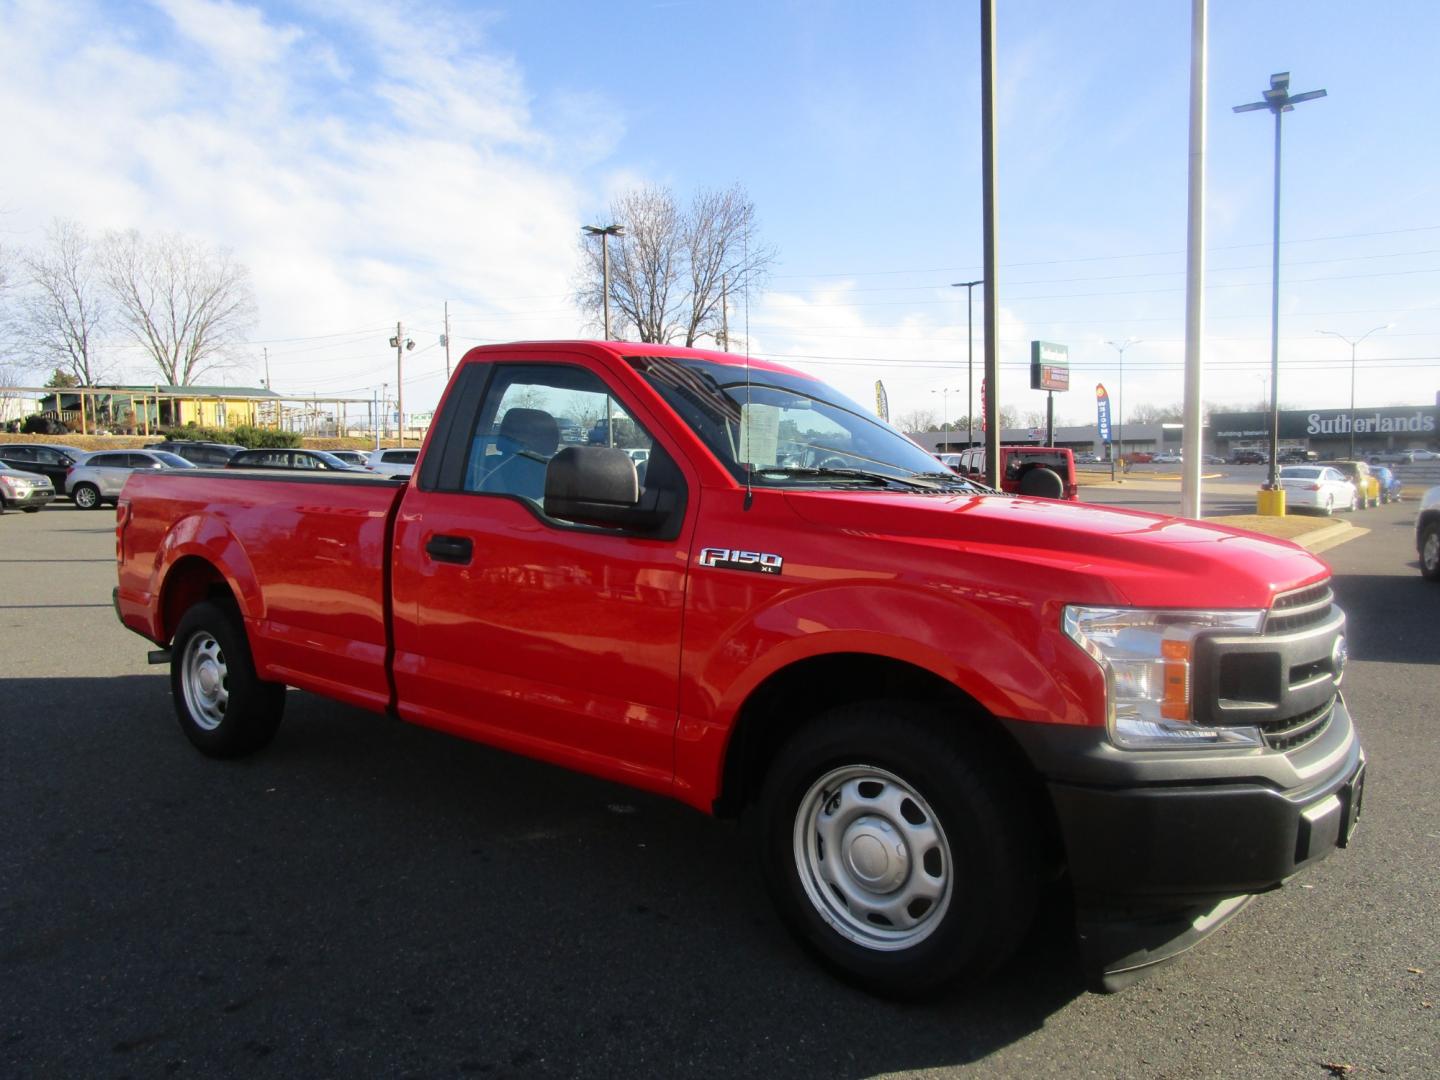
(67, 449, 195, 509)
(365, 447, 419, 478)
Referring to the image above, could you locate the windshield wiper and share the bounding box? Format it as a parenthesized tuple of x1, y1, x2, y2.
(908, 471, 998, 494)
(753, 466, 950, 492)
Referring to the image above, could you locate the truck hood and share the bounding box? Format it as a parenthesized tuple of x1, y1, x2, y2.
(782, 490, 1330, 609)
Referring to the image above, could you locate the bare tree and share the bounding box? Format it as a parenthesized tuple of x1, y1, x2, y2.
(21, 220, 112, 426)
(1129, 401, 1184, 424)
(579, 183, 775, 346)
(99, 230, 257, 386)
(897, 409, 938, 434)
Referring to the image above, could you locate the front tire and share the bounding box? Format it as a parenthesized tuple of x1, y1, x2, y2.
(755, 704, 1038, 997)
(72, 483, 101, 510)
(1421, 522, 1440, 582)
(170, 600, 285, 757)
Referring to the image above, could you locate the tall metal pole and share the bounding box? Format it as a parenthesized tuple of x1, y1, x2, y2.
(1265, 107, 1282, 490)
(980, 0, 1000, 488)
(1235, 73, 1326, 494)
(1179, 0, 1207, 519)
(721, 273, 730, 351)
(1318, 326, 1387, 460)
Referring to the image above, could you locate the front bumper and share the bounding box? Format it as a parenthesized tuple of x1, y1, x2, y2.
(1003, 694, 1364, 987)
(4, 487, 55, 509)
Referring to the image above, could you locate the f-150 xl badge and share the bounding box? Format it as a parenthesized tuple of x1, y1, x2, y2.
(698, 547, 784, 575)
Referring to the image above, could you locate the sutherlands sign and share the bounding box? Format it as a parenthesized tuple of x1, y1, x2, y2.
(1213, 406, 1439, 440)
(1305, 411, 1435, 435)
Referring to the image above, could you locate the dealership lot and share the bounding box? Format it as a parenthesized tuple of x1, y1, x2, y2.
(2, 502, 1436, 1078)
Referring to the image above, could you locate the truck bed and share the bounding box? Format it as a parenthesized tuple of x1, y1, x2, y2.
(117, 469, 409, 714)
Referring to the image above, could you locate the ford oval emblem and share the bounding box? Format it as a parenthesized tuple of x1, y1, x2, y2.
(1331, 634, 1348, 682)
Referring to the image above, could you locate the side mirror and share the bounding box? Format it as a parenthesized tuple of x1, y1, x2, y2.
(544, 446, 662, 530)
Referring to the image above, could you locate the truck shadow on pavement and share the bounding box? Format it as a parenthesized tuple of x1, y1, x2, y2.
(2, 675, 1086, 1079)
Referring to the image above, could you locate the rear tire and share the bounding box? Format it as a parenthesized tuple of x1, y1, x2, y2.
(72, 483, 101, 510)
(754, 703, 1038, 997)
(170, 600, 285, 757)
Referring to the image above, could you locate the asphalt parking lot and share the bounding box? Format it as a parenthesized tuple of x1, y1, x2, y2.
(2, 499, 1436, 1079)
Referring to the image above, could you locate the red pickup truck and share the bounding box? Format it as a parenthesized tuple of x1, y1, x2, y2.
(115, 341, 1364, 995)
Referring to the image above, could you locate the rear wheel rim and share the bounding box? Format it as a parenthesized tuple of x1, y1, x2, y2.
(793, 764, 954, 951)
(1425, 531, 1440, 575)
(181, 631, 230, 731)
(75, 486, 96, 508)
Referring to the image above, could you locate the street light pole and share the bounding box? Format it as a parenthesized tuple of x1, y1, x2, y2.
(583, 224, 626, 340)
(1318, 324, 1390, 459)
(1105, 337, 1139, 466)
(1235, 72, 1327, 493)
(931, 387, 958, 448)
(952, 280, 983, 447)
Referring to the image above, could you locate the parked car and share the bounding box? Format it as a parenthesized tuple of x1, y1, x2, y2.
(1278, 449, 1318, 464)
(1418, 485, 1440, 581)
(1152, 451, 1181, 465)
(1073, 452, 1102, 464)
(1321, 461, 1380, 509)
(933, 452, 964, 470)
(66, 449, 196, 509)
(0, 462, 56, 513)
(1367, 449, 1413, 465)
(1231, 449, 1267, 464)
(326, 450, 370, 469)
(1124, 451, 1154, 464)
(145, 440, 245, 466)
(953, 445, 1078, 499)
(1203, 454, 1226, 465)
(0, 443, 88, 497)
(1277, 466, 1358, 516)
(1372, 466, 1403, 504)
(227, 448, 362, 472)
(365, 447, 419, 478)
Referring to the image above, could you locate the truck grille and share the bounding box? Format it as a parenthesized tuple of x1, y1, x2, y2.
(1196, 579, 1342, 754)
(1264, 581, 1334, 635)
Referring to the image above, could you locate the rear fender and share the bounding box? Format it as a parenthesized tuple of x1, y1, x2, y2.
(154, 513, 263, 640)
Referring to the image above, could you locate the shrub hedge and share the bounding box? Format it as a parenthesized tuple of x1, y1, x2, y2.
(157, 425, 300, 449)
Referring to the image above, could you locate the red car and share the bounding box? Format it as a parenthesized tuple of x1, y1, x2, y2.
(115, 341, 1363, 996)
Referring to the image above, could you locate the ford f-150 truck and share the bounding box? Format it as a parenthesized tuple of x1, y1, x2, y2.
(114, 340, 1364, 996)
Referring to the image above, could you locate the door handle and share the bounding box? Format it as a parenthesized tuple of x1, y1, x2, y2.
(425, 534, 473, 564)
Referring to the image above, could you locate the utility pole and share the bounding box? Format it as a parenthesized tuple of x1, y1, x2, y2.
(443, 301, 452, 379)
(389, 323, 414, 447)
(583, 224, 625, 339)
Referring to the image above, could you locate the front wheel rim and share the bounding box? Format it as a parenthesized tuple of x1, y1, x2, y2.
(181, 631, 230, 731)
(793, 765, 954, 951)
(75, 487, 96, 507)
(1425, 531, 1440, 575)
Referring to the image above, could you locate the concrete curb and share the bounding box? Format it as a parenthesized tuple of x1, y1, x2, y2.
(1293, 521, 1369, 554)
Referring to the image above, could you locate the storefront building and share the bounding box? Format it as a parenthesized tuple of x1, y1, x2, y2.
(1210, 405, 1439, 460)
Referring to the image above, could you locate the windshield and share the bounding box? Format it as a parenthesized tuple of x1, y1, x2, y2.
(152, 452, 197, 469)
(630, 355, 971, 489)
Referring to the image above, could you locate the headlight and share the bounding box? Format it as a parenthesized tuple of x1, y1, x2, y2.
(1063, 606, 1266, 750)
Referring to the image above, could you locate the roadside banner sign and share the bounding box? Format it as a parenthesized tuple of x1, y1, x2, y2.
(874, 380, 889, 422)
(1096, 384, 1112, 442)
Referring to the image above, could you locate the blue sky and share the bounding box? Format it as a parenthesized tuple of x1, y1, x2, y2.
(3, 0, 1437, 428)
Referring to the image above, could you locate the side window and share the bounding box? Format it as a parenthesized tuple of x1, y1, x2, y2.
(3, 447, 35, 462)
(294, 453, 322, 470)
(459, 365, 650, 504)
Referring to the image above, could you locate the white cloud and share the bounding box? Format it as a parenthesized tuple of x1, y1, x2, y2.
(0, 0, 613, 400)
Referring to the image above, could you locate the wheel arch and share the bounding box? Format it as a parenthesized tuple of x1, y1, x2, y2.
(158, 555, 243, 644)
(712, 652, 1061, 864)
